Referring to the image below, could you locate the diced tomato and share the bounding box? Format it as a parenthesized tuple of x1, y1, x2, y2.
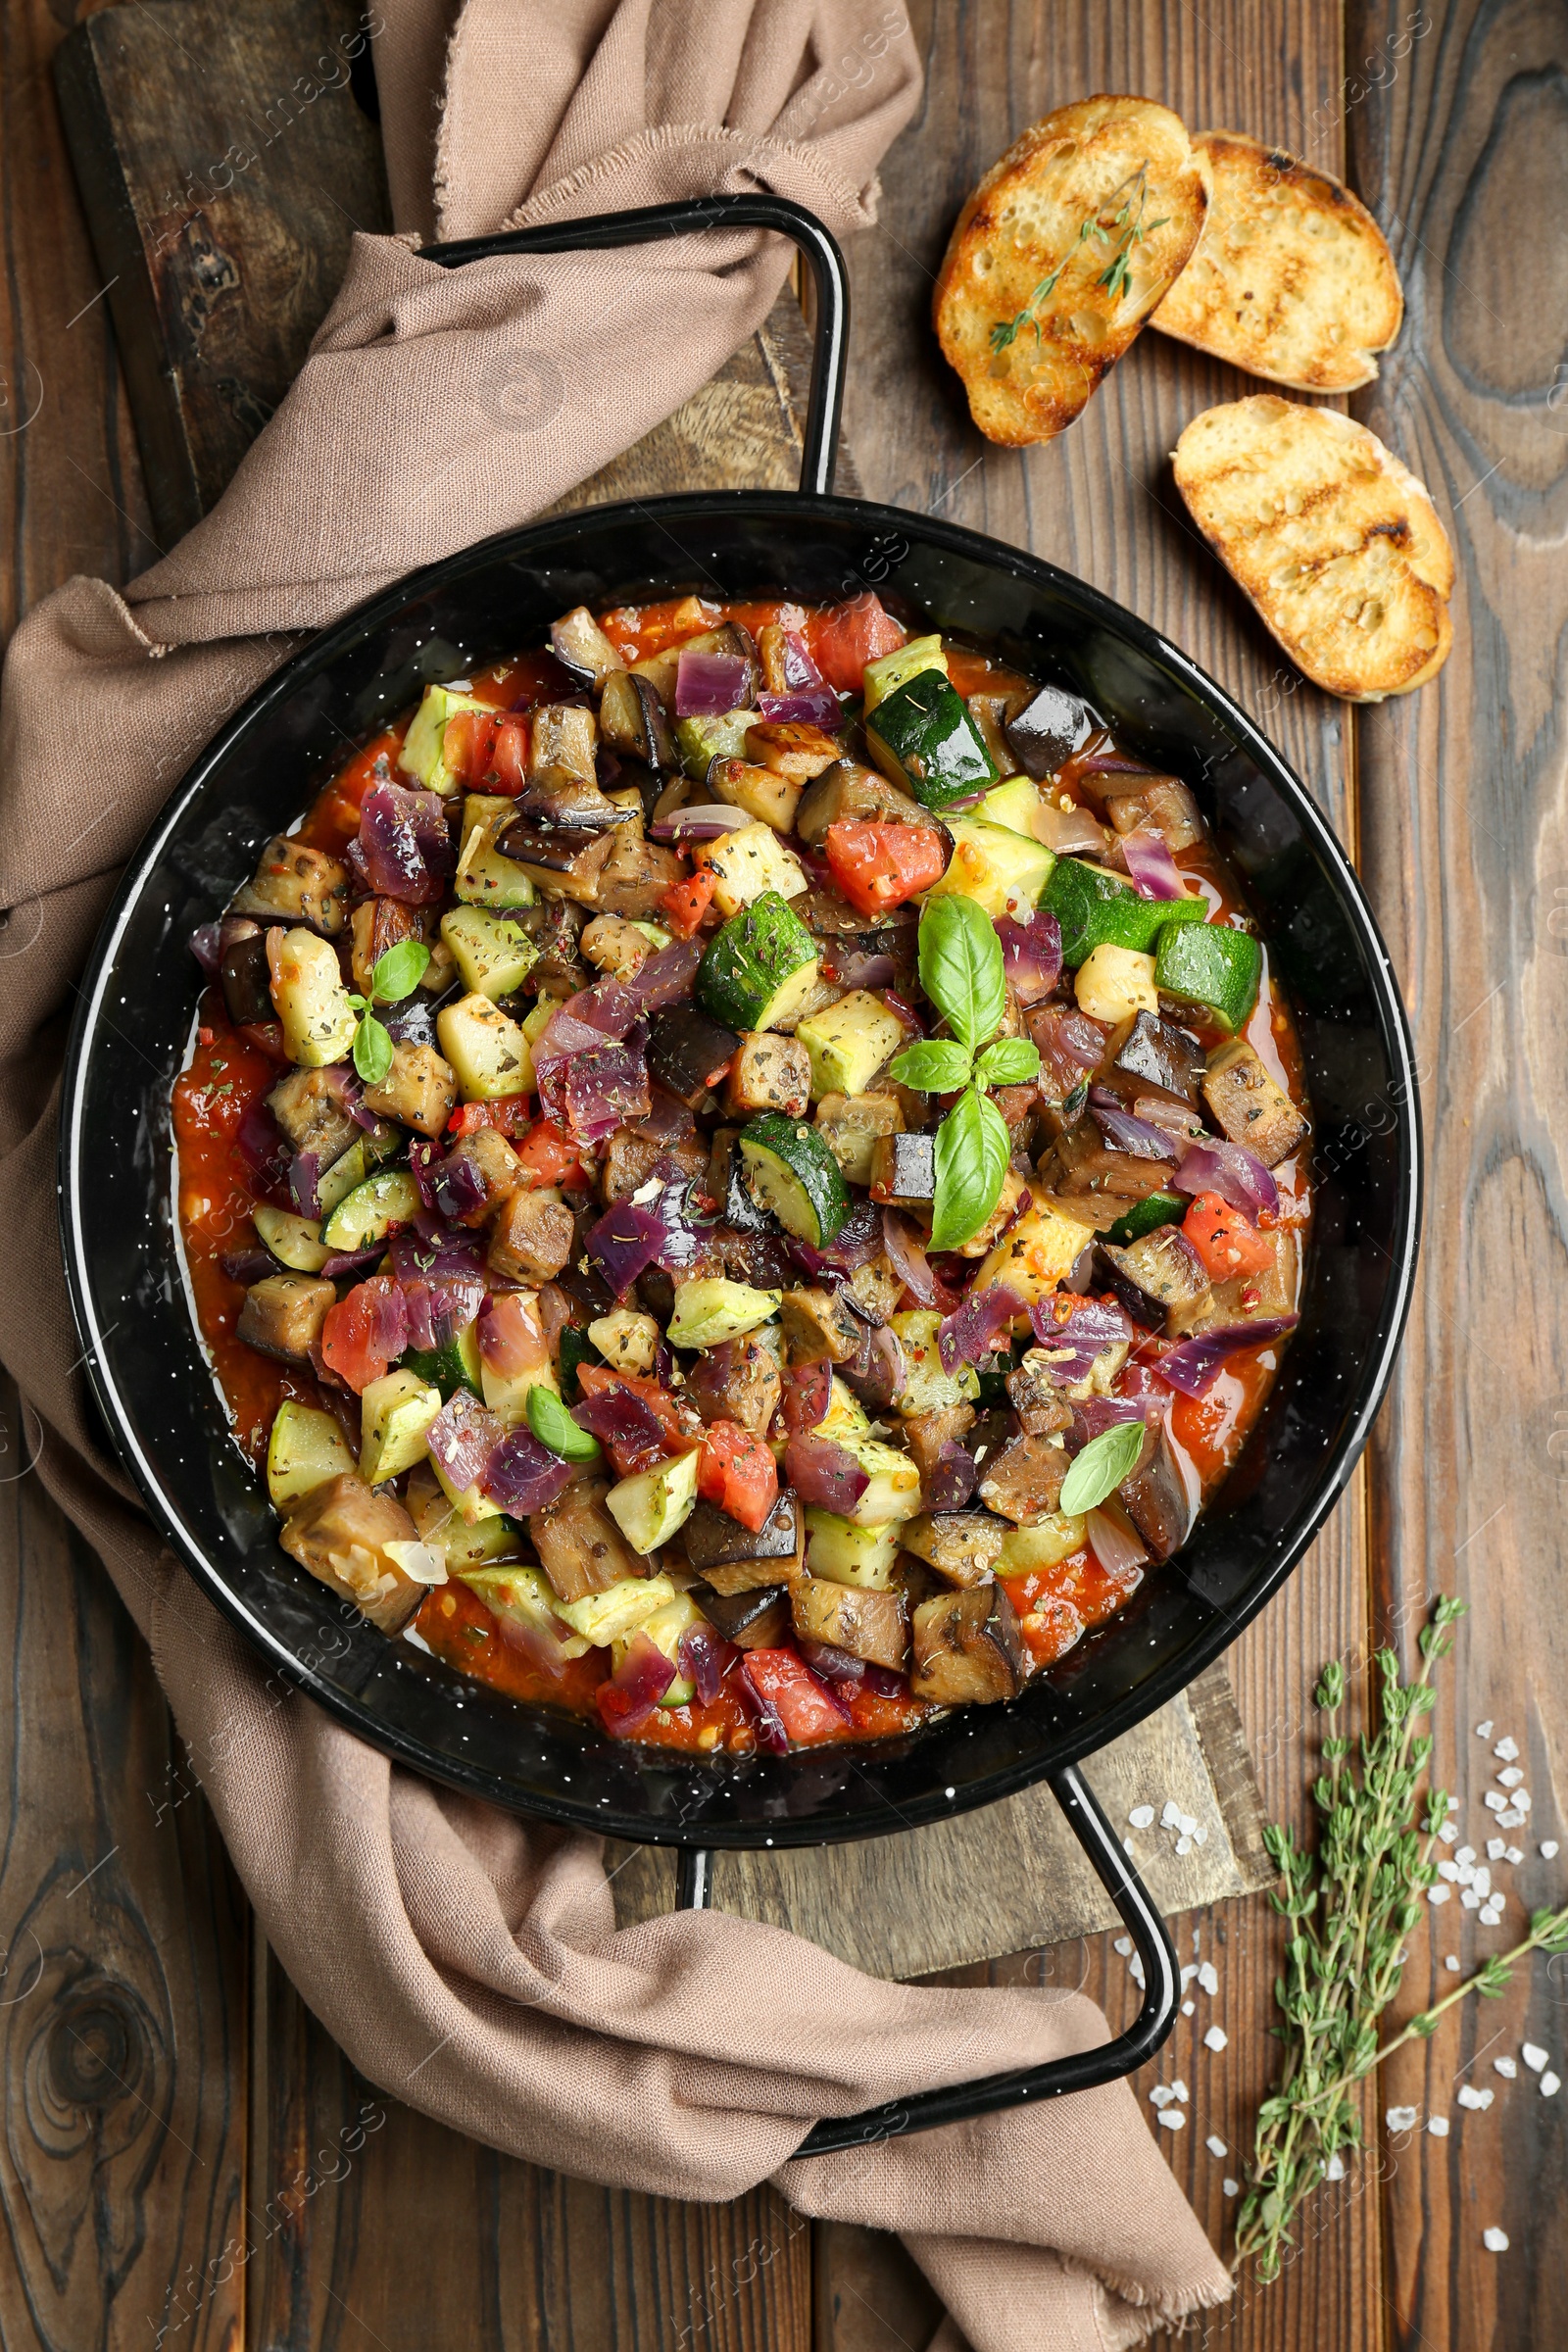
(1004, 1590, 1086, 1667)
(1182, 1192, 1275, 1280)
(697, 1421, 779, 1533)
(823, 819, 948, 916)
(574, 1364, 692, 1476)
(741, 1650, 848, 1745)
(442, 708, 499, 785)
(512, 1115, 590, 1188)
(809, 592, 906, 694)
(446, 1100, 529, 1140)
(237, 1019, 290, 1063)
(661, 866, 717, 937)
(304, 726, 404, 849)
(488, 717, 529, 794)
(319, 1275, 405, 1395)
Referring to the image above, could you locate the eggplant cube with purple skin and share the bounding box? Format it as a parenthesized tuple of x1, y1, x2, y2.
(976, 1431, 1069, 1527)
(1201, 1038, 1309, 1167)
(278, 1473, 429, 1633)
(233, 836, 349, 935)
(488, 1191, 575, 1285)
(911, 1583, 1028, 1705)
(237, 1273, 336, 1363)
(900, 1509, 1008, 1588)
(268, 1065, 361, 1163)
(791, 1576, 909, 1671)
(1096, 1227, 1212, 1336)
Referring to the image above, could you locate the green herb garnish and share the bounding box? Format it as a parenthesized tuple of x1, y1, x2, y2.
(1058, 1419, 1146, 1515)
(889, 897, 1040, 1250)
(348, 939, 431, 1086)
(989, 163, 1168, 354)
(525, 1383, 602, 1463)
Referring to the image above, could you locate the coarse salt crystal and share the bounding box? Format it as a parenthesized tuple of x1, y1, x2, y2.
(1128, 1805, 1155, 1829)
(1223, 2176, 1239, 2196)
(1176, 1835, 1194, 1856)
(1171, 2080, 1190, 2103)
(1522, 2043, 1548, 2074)
(1428, 2115, 1450, 2136)
(1473, 1867, 1492, 1898)
(1428, 1884, 1452, 1905)
(1485, 1792, 1508, 1813)
(1156, 2107, 1185, 2132)
(1193, 1823, 1208, 1844)
(1180, 1964, 1200, 1988)
(1483, 2228, 1509, 2252)
(1161, 1800, 1182, 1828)
(1113, 1936, 1133, 1957)
(1542, 2073, 1561, 2097)
(1454, 1861, 1475, 1886)
(1445, 1955, 1462, 1973)
(1151, 2084, 1176, 2107)
(1206, 2134, 1227, 2158)
(1497, 1766, 1524, 1788)
(1456, 1845, 1477, 1866)
(1199, 1962, 1219, 1996)
(1457, 2084, 1494, 2111)
(1505, 1846, 1524, 1865)
(1487, 1839, 1506, 1861)
(1176, 1812, 1198, 1838)
(1181, 2000, 1195, 2016)
(1461, 1889, 1482, 1911)
(1541, 1840, 1560, 1860)
(1494, 2056, 1517, 2079)
(1204, 2026, 1229, 2053)
(1438, 1861, 1460, 1883)
(1386, 2106, 1418, 2133)
(1514, 1790, 1532, 1811)
(1497, 1808, 1527, 1829)
(1494, 1737, 1519, 1762)
(1325, 2150, 1347, 2181)
(1479, 1905, 1502, 1928)
(1475, 1720, 1494, 1739)
(1129, 1954, 1146, 1987)
(1438, 1820, 1459, 1845)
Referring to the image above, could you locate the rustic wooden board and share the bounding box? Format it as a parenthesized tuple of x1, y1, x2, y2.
(1348, 1, 1568, 2344)
(608, 1666, 1269, 1978)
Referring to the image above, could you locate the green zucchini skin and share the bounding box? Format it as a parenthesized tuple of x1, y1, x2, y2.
(865, 671, 997, 808)
(698, 892, 819, 1031)
(1152, 921, 1262, 1033)
(1043, 858, 1208, 965)
(1104, 1190, 1189, 1246)
(738, 1112, 850, 1248)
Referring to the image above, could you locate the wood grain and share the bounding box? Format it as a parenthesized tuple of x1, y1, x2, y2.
(1348, 2, 1568, 2344)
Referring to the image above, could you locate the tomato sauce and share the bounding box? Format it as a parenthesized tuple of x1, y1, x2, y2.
(175, 589, 1313, 1752)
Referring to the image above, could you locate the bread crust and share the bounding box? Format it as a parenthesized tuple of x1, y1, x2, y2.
(1172, 395, 1453, 702)
(934, 95, 1206, 447)
(1151, 132, 1403, 392)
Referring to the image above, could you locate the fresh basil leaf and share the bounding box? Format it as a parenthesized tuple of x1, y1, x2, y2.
(1058, 1418, 1148, 1516)
(352, 1013, 394, 1086)
(929, 1085, 1009, 1251)
(889, 1038, 973, 1094)
(527, 1382, 603, 1463)
(371, 937, 432, 1004)
(918, 896, 1005, 1056)
(976, 1037, 1042, 1086)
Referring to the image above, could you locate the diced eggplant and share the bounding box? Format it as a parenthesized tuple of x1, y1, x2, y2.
(688, 1580, 791, 1647)
(220, 929, 273, 1025)
(268, 1065, 360, 1162)
(580, 915, 651, 982)
(600, 1125, 708, 1207)
(683, 1490, 802, 1580)
(527, 702, 599, 787)
(529, 1476, 642, 1604)
(726, 1032, 810, 1119)
(599, 670, 676, 768)
(719, 1227, 794, 1291)
(910, 1582, 1028, 1704)
(277, 1473, 426, 1633)
(648, 1004, 741, 1108)
(488, 1191, 575, 1283)
(976, 1430, 1068, 1526)
(495, 820, 619, 906)
(1004, 685, 1091, 779)
(743, 720, 843, 785)
(837, 1315, 906, 1415)
(709, 756, 804, 837)
(361, 1041, 459, 1138)
(1109, 1008, 1206, 1104)
(1096, 1227, 1212, 1335)
(965, 693, 1023, 778)
(1105, 775, 1204, 851)
(900, 1508, 1006, 1588)
(232, 836, 349, 934)
(795, 760, 939, 846)
(1038, 1115, 1179, 1205)
(955, 1167, 1028, 1258)
(519, 897, 587, 992)
(845, 1255, 904, 1325)
(815, 1090, 905, 1186)
(1201, 1039, 1310, 1167)
(791, 1577, 908, 1671)
(236, 1273, 335, 1362)
(550, 606, 625, 689)
(868, 1131, 935, 1207)
(440, 1128, 525, 1225)
(779, 1285, 861, 1366)
(682, 1335, 783, 1435)
(1118, 1420, 1191, 1564)
(1005, 1348, 1074, 1435)
(900, 1401, 975, 1482)
(348, 896, 428, 997)
(589, 826, 686, 921)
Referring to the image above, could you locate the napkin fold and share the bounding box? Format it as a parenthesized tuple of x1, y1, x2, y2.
(0, 4, 1230, 2341)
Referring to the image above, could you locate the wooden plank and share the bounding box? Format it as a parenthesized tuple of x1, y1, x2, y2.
(1347, 3, 1568, 2346)
(608, 1666, 1270, 1978)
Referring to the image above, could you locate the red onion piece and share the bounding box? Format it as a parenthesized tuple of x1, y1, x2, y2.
(219, 1248, 275, 1285)
(190, 920, 222, 974)
(597, 1631, 677, 1737)
(475, 1291, 547, 1377)
(584, 1202, 664, 1299)
(649, 805, 751, 844)
(1068, 1396, 1159, 1450)
(995, 909, 1063, 1004)
(860, 1662, 910, 1699)
(288, 1148, 323, 1219)
(430, 1151, 489, 1224)
(642, 1084, 697, 1143)
(678, 1622, 737, 1706)
(533, 1005, 614, 1068)
(674, 649, 751, 717)
(797, 1638, 865, 1693)
(838, 1320, 906, 1414)
(1087, 1093, 1181, 1163)
(1029, 1005, 1108, 1102)
(480, 1427, 575, 1514)
(883, 1209, 937, 1305)
(426, 1391, 505, 1494)
(757, 685, 842, 727)
(318, 1244, 385, 1280)
(1026, 1295, 1134, 1382)
(570, 1383, 674, 1477)
(774, 628, 824, 691)
(788, 1199, 884, 1282)
(495, 1609, 571, 1683)
(784, 1430, 869, 1514)
(1120, 828, 1187, 901)
(408, 1139, 440, 1211)
(1087, 1500, 1150, 1575)
(357, 780, 454, 905)
(554, 1035, 651, 1148)
(822, 948, 896, 992)
(235, 1098, 287, 1175)
(780, 1360, 832, 1434)
(1172, 1138, 1280, 1221)
(388, 1228, 488, 1351)
(1153, 1315, 1298, 1397)
(1036, 800, 1108, 858)
(925, 1440, 978, 1512)
(737, 1662, 790, 1754)
(1077, 752, 1161, 777)
(938, 1283, 1022, 1373)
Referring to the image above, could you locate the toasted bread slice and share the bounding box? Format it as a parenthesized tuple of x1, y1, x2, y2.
(1151, 133, 1402, 391)
(934, 95, 1206, 447)
(1173, 396, 1453, 701)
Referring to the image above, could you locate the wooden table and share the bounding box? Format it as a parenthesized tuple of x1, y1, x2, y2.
(2, 3, 1562, 2346)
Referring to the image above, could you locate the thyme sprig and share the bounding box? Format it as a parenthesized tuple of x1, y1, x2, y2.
(989, 163, 1170, 354)
(1235, 1594, 1568, 2281)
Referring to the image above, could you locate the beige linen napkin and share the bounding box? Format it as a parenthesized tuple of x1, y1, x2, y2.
(0, 5, 1230, 2341)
